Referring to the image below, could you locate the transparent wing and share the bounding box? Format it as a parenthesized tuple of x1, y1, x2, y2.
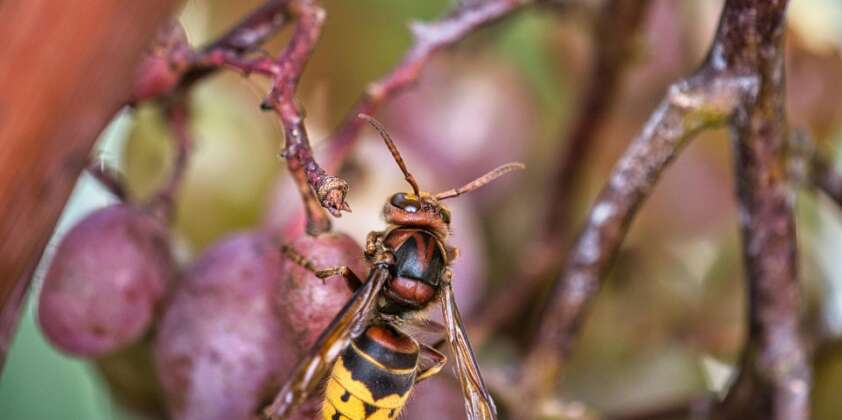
(263, 266, 390, 419)
(441, 282, 497, 420)
(398, 317, 447, 347)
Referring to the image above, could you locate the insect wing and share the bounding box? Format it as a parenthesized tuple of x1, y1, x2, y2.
(441, 283, 497, 420)
(263, 266, 390, 419)
(399, 317, 447, 347)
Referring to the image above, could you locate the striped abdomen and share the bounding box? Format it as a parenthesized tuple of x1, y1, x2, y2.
(323, 325, 418, 420)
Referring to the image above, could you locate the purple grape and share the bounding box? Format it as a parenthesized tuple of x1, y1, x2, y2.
(276, 232, 368, 354)
(38, 204, 173, 357)
(155, 231, 293, 420)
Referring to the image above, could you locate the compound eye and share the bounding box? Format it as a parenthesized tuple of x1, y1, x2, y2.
(390, 193, 419, 213)
(439, 208, 451, 224)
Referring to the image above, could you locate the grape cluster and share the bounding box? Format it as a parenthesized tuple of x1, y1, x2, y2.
(36, 26, 371, 414)
(38, 189, 368, 420)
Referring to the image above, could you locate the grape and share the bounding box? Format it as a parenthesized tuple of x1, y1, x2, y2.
(155, 231, 293, 420)
(276, 232, 368, 353)
(38, 204, 173, 357)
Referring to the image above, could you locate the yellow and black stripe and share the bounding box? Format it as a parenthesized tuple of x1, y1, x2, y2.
(323, 325, 419, 420)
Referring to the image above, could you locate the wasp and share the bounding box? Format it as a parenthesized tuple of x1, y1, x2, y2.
(264, 114, 524, 420)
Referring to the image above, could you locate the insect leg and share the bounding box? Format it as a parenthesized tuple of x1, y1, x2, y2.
(281, 244, 363, 290)
(364, 230, 386, 259)
(313, 266, 363, 290)
(416, 343, 447, 383)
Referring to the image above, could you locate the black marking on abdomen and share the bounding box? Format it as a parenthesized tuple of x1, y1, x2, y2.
(342, 345, 416, 400)
(326, 399, 342, 420)
(352, 330, 417, 370)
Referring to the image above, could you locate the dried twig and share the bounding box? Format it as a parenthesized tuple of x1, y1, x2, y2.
(714, 0, 809, 417)
(132, 0, 344, 233)
(521, 1, 809, 419)
(520, 69, 751, 412)
(192, 0, 290, 63)
(259, 0, 340, 234)
(470, 0, 651, 345)
(322, 0, 532, 171)
(131, 0, 293, 102)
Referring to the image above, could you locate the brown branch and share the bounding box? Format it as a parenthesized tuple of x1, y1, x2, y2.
(0, 0, 182, 367)
(714, 1, 809, 418)
(469, 0, 650, 346)
(133, 0, 346, 230)
(131, 0, 292, 103)
(322, 0, 532, 171)
(518, 70, 750, 412)
(200, 0, 290, 56)
(518, 1, 809, 419)
(260, 0, 339, 234)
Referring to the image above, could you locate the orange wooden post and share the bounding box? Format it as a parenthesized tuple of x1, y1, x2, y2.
(0, 0, 182, 365)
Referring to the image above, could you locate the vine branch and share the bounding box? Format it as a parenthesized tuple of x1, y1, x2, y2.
(520, 70, 751, 411)
(519, 2, 809, 419)
(715, 0, 809, 417)
(131, 0, 293, 102)
(134, 0, 344, 234)
(259, 0, 340, 234)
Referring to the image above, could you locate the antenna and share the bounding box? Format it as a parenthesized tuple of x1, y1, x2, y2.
(435, 162, 525, 200)
(358, 113, 421, 196)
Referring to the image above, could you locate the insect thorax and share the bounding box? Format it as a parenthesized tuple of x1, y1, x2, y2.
(379, 228, 447, 314)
